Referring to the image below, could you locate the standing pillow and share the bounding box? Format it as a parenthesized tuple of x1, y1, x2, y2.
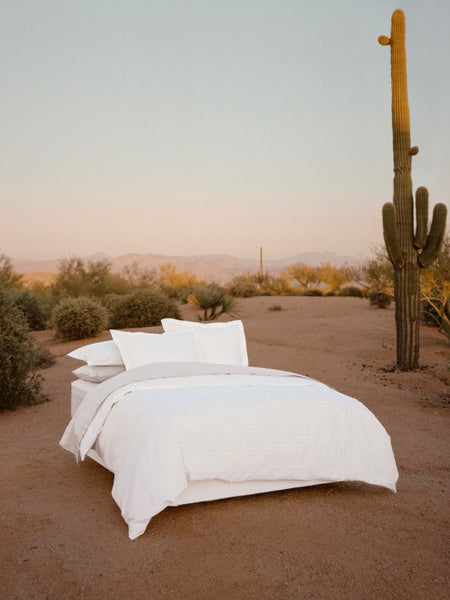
(161, 319, 248, 366)
(110, 329, 203, 370)
(68, 340, 124, 366)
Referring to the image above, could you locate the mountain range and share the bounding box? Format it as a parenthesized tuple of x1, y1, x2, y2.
(13, 251, 363, 284)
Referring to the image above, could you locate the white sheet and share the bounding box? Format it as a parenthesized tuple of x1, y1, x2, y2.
(61, 364, 398, 540)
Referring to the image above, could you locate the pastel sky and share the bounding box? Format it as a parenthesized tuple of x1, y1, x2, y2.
(1, 0, 448, 261)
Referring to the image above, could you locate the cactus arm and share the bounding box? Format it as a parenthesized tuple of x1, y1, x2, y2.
(382, 203, 405, 269)
(418, 204, 448, 268)
(414, 186, 429, 249)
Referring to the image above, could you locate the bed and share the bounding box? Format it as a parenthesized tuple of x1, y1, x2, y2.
(60, 319, 399, 540)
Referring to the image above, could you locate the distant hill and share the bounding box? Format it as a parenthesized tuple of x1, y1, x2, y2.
(13, 251, 363, 284)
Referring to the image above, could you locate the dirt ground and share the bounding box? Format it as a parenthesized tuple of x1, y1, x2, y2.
(1, 297, 449, 599)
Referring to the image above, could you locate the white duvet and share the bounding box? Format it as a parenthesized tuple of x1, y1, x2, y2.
(60, 363, 398, 539)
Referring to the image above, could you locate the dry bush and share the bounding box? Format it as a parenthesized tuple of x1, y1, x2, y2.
(55, 257, 131, 298)
(109, 289, 181, 328)
(52, 297, 108, 340)
(10, 289, 49, 331)
(421, 234, 450, 339)
(0, 287, 47, 410)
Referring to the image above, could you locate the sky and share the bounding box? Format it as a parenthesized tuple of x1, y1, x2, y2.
(1, 0, 449, 261)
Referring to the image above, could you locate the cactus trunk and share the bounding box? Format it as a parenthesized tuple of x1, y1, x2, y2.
(379, 10, 447, 370)
(394, 267, 419, 369)
(392, 165, 420, 370)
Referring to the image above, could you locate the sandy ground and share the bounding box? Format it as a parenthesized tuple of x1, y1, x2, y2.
(1, 297, 449, 600)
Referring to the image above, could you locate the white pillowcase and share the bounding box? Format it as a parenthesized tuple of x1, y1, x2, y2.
(110, 329, 203, 371)
(161, 319, 249, 366)
(73, 365, 125, 384)
(68, 340, 124, 366)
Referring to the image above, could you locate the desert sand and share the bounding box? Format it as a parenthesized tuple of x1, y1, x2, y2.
(1, 297, 449, 599)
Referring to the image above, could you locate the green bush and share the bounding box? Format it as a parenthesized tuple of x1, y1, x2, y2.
(109, 289, 181, 328)
(339, 286, 365, 298)
(11, 290, 49, 330)
(369, 292, 392, 309)
(159, 284, 196, 304)
(0, 253, 23, 288)
(421, 295, 450, 331)
(421, 296, 441, 327)
(191, 284, 235, 321)
(52, 296, 108, 340)
(228, 279, 259, 298)
(54, 257, 131, 298)
(35, 345, 56, 368)
(101, 292, 125, 315)
(0, 287, 46, 410)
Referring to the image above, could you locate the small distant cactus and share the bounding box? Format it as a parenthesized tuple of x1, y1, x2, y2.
(378, 10, 447, 369)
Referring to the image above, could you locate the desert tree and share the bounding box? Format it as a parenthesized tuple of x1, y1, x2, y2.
(282, 263, 322, 294)
(55, 257, 130, 298)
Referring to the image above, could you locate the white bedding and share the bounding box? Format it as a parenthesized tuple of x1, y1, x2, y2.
(61, 363, 398, 539)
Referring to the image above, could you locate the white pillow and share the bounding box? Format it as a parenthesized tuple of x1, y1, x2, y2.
(73, 365, 125, 384)
(161, 319, 248, 366)
(110, 329, 203, 370)
(68, 340, 124, 366)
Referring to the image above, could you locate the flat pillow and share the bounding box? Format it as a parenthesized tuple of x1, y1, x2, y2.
(73, 365, 125, 384)
(68, 340, 124, 367)
(110, 329, 203, 371)
(161, 319, 248, 366)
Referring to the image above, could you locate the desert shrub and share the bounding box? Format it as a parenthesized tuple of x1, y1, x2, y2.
(421, 295, 441, 327)
(339, 286, 365, 298)
(30, 283, 65, 318)
(303, 289, 324, 297)
(121, 262, 158, 288)
(35, 346, 56, 368)
(282, 263, 322, 294)
(420, 234, 450, 339)
(262, 275, 298, 296)
(228, 279, 259, 298)
(158, 263, 200, 302)
(54, 257, 131, 299)
(269, 304, 282, 311)
(52, 297, 108, 340)
(421, 295, 450, 338)
(101, 293, 125, 315)
(369, 292, 392, 308)
(190, 284, 235, 321)
(109, 289, 181, 328)
(0, 287, 46, 410)
(11, 290, 49, 330)
(361, 247, 394, 297)
(159, 283, 197, 303)
(228, 274, 259, 298)
(0, 253, 23, 288)
(316, 262, 360, 295)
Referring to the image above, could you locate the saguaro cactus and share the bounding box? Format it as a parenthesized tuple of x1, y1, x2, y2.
(378, 9, 447, 370)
